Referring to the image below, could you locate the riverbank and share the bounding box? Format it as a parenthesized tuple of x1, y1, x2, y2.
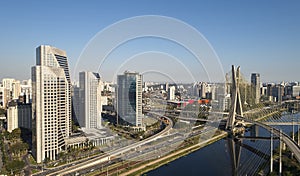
(120, 130, 228, 176)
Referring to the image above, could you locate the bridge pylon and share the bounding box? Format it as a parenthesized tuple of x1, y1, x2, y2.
(226, 65, 244, 133)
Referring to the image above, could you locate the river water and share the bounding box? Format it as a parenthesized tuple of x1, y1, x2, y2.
(147, 113, 299, 176)
(147, 139, 232, 175)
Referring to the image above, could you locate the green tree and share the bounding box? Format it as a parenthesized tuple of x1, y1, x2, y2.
(198, 106, 209, 119)
(4, 131, 12, 140)
(11, 128, 21, 139)
(5, 160, 25, 174)
(0, 108, 6, 115)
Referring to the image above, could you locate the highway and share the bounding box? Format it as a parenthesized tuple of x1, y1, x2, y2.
(44, 113, 173, 175)
(72, 127, 216, 176)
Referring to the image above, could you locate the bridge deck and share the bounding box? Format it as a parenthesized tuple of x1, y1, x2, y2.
(236, 116, 300, 163)
(263, 122, 300, 126)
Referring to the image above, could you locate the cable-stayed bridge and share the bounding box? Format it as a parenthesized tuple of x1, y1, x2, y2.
(226, 65, 300, 175)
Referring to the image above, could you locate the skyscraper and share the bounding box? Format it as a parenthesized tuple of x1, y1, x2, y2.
(78, 71, 102, 129)
(199, 82, 208, 98)
(2, 78, 15, 91)
(32, 45, 71, 163)
(12, 80, 21, 100)
(168, 86, 176, 100)
(117, 71, 143, 127)
(7, 101, 31, 132)
(2, 78, 15, 108)
(20, 79, 32, 104)
(251, 73, 261, 104)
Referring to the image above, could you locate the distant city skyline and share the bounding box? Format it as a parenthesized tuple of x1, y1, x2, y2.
(0, 0, 299, 82)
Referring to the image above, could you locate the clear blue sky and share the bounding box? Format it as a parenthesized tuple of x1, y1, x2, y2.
(0, 0, 299, 83)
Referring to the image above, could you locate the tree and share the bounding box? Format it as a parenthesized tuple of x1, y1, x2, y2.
(5, 160, 25, 174)
(198, 106, 209, 119)
(0, 108, 6, 115)
(4, 131, 12, 140)
(11, 128, 21, 139)
(283, 171, 294, 176)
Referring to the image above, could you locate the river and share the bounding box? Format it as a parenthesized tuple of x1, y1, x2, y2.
(147, 113, 299, 176)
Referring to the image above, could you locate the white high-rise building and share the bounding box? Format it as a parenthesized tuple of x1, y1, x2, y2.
(168, 86, 176, 100)
(12, 80, 21, 100)
(32, 45, 71, 163)
(2, 78, 15, 91)
(7, 101, 31, 132)
(2, 78, 15, 108)
(200, 82, 208, 98)
(117, 71, 143, 127)
(292, 85, 300, 97)
(78, 71, 102, 129)
(7, 103, 18, 132)
(1, 79, 22, 106)
(20, 79, 32, 104)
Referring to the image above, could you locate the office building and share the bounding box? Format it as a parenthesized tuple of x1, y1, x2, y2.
(267, 84, 284, 102)
(165, 83, 169, 92)
(2, 88, 11, 108)
(117, 71, 143, 127)
(7, 102, 18, 132)
(71, 85, 80, 125)
(12, 80, 21, 100)
(292, 85, 300, 98)
(261, 86, 267, 96)
(21, 79, 32, 104)
(2, 78, 15, 91)
(199, 82, 208, 99)
(168, 86, 176, 100)
(7, 101, 31, 132)
(251, 73, 261, 104)
(275, 84, 284, 103)
(1, 79, 23, 107)
(78, 71, 102, 129)
(32, 45, 71, 163)
(2, 78, 15, 108)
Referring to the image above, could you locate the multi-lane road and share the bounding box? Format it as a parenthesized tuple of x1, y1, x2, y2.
(34, 113, 173, 176)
